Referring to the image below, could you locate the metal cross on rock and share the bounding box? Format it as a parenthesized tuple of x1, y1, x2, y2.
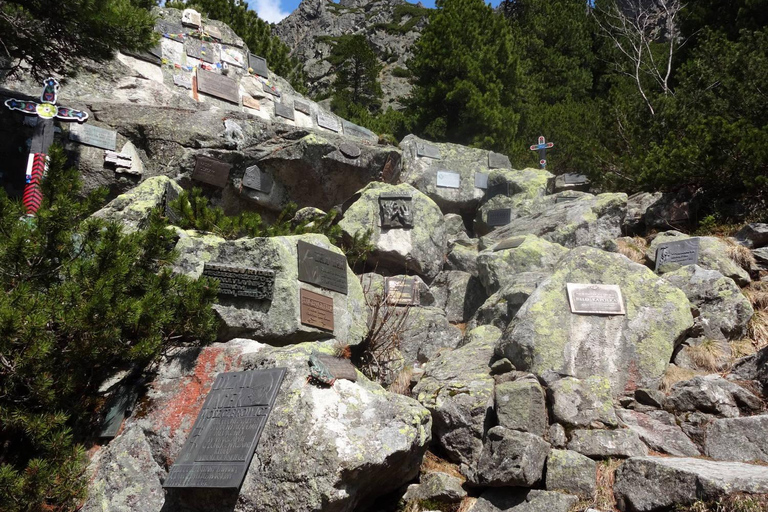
(529, 135, 554, 169)
(4, 78, 89, 215)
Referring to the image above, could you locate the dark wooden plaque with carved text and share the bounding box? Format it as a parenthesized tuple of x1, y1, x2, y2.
(487, 208, 512, 227)
(193, 155, 231, 188)
(197, 69, 239, 104)
(202, 263, 275, 300)
(297, 240, 348, 295)
(300, 289, 335, 331)
(163, 368, 286, 489)
(385, 276, 420, 306)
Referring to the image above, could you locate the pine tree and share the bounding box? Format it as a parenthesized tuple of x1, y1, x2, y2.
(329, 35, 383, 121)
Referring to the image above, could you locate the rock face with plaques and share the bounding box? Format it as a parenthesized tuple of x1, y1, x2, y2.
(172, 233, 367, 344)
(497, 246, 694, 395)
(339, 182, 448, 280)
(91, 176, 182, 232)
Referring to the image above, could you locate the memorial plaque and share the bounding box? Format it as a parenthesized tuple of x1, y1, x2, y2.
(163, 184, 183, 225)
(193, 155, 231, 188)
(202, 263, 275, 300)
(339, 142, 361, 159)
(262, 82, 280, 97)
(317, 111, 341, 132)
(196, 69, 239, 104)
(174, 74, 193, 90)
(487, 208, 512, 227)
(416, 141, 441, 159)
(163, 368, 286, 489)
(385, 276, 420, 306)
(436, 170, 461, 189)
(488, 151, 512, 169)
(241, 165, 272, 194)
(221, 47, 245, 68)
(242, 95, 260, 110)
(274, 102, 294, 121)
(563, 173, 589, 185)
(310, 352, 358, 383)
(342, 120, 377, 142)
(379, 193, 414, 229)
(99, 386, 139, 438)
(294, 100, 310, 115)
(493, 236, 526, 251)
(68, 123, 117, 151)
(655, 238, 700, 272)
(475, 172, 489, 189)
(297, 241, 348, 295)
(556, 195, 579, 203)
(182, 9, 202, 28)
(248, 54, 270, 78)
(486, 181, 510, 200)
(205, 25, 222, 41)
(567, 283, 626, 315)
(300, 289, 335, 331)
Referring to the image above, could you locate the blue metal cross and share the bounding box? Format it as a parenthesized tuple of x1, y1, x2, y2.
(529, 135, 554, 169)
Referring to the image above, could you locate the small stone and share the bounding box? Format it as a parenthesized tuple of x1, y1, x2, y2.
(634, 388, 664, 408)
(545, 449, 597, 498)
(549, 423, 567, 448)
(471, 426, 550, 487)
(403, 472, 466, 503)
(567, 429, 648, 459)
(495, 379, 547, 436)
(490, 358, 515, 375)
(705, 415, 768, 462)
(549, 376, 618, 429)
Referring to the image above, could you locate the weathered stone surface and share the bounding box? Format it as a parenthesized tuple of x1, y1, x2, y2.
(470, 489, 579, 512)
(736, 223, 768, 249)
(662, 265, 753, 341)
(616, 409, 700, 456)
(398, 306, 463, 365)
(414, 325, 500, 468)
(567, 429, 648, 459)
(470, 426, 550, 487)
(705, 415, 768, 462)
(548, 375, 617, 429)
(470, 272, 548, 331)
(446, 239, 480, 275)
(339, 182, 448, 280)
(403, 472, 467, 503)
(730, 345, 768, 393)
(430, 270, 487, 323)
(624, 191, 663, 235)
(495, 378, 548, 436)
(92, 176, 181, 233)
(172, 233, 367, 343)
(545, 449, 597, 498)
(614, 456, 768, 512)
(497, 246, 693, 395)
(635, 388, 664, 409)
(665, 375, 762, 418)
(549, 423, 567, 448)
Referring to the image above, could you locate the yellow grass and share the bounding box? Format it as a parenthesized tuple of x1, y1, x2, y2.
(687, 339, 727, 372)
(591, 459, 623, 511)
(389, 366, 414, 396)
(661, 364, 699, 392)
(744, 281, 768, 310)
(616, 236, 649, 264)
(420, 451, 465, 481)
(748, 310, 768, 351)
(724, 238, 756, 271)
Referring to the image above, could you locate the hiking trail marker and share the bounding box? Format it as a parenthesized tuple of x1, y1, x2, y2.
(529, 135, 554, 169)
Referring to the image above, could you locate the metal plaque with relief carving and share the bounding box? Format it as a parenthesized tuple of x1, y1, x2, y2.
(202, 263, 275, 300)
(379, 193, 414, 229)
(385, 276, 420, 306)
(300, 289, 335, 331)
(654, 238, 700, 272)
(297, 240, 348, 295)
(163, 368, 286, 489)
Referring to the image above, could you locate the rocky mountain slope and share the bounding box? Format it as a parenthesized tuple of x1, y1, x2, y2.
(2, 8, 768, 512)
(274, 0, 429, 108)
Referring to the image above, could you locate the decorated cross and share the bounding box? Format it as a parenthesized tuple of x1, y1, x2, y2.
(4, 78, 88, 215)
(529, 135, 554, 169)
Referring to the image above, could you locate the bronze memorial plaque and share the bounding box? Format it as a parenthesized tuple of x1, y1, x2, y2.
(202, 263, 275, 300)
(297, 240, 348, 295)
(163, 368, 286, 489)
(196, 69, 239, 104)
(385, 276, 420, 306)
(300, 289, 334, 331)
(566, 283, 626, 315)
(379, 193, 414, 229)
(193, 155, 231, 188)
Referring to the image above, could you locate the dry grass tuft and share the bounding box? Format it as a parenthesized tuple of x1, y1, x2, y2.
(591, 458, 623, 511)
(617, 236, 649, 264)
(389, 366, 414, 396)
(748, 310, 768, 351)
(661, 364, 699, 392)
(333, 342, 352, 359)
(687, 339, 727, 372)
(724, 238, 756, 271)
(420, 451, 465, 481)
(730, 339, 758, 360)
(676, 493, 768, 512)
(744, 281, 768, 310)
(456, 498, 476, 512)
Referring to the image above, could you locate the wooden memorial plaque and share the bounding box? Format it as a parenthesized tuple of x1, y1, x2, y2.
(202, 263, 275, 300)
(241, 165, 272, 193)
(385, 276, 420, 306)
(436, 170, 461, 189)
(297, 240, 348, 295)
(416, 141, 441, 159)
(566, 283, 626, 315)
(379, 193, 414, 229)
(488, 151, 512, 169)
(242, 95, 260, 110)
(248, 54, 270, 77)
(163, 368, 286, 489)
(274, 102, 295, 121)
(486, 181, 510, 200)
(475, 172, 489, 189)
(294, 100, 310, 115)
(193, 155, 231, 188)
(196, 69, 239, 104)
(487, 208, 512, 227)
(300, 289, 335, 331)
(317, 111, 341, 132)
(655, 238, 700, 272)
(68, 123, 117, 151)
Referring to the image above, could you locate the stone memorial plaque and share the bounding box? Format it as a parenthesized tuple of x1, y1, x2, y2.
(193, 155, 231, 188)
(173, 74, 193, 90)
(242, 95, 260, 110)
(416, 141, 441, 159)
(297, 240, 348, 295)
(563, 173, 589, 185)
(342, 120, 377, 141)
(205, 25, 222, 41)
(310, 353, 358, 382)
(241, 165, 272, 194)
(163, 184, 182, 225)
(436, 170, 461, 189)
(567, 283, 626, 315)
(202, 263, 275, 300)
(182, 9, 202, 28)
(196, 69, 239, 104)
(163, 368, 286, 489)
(487, 208, 512, 227)
(486, 181, 510, 200)
(655, 238, 700, 271)
(294, 100, 310, 115)
(379, 193, 414, 229)
(274, 102, 295, 121)
(317, 111, 341, 132)
(493, 236, 526, 251)
(556, 195, 579, 203)
(488, 151, 512, 169)
(475, 172, 489, 189)
(300, 289, 335, 331)
(385, 276, 420, 306)
(99, 386, 138, 438)
(339, 142, 361, 159)
(221, 47, 245, 68)
(248, 54, 270, 77)
(68, 123, 117, 151)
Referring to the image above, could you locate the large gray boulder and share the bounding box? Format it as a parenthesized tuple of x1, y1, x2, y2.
(473, 169, 555, 235)
(495, 378, 548, 436)
(470, 426, 550, 487)
(665, 375, 762, 417)
(705, 415, 768, 462)
(399, 306, 463, 365)
(730, 345, 768, 394)
(548, 375, 618, 429)
(614, 456, 768, 512)
(469, 273, 548, 331)
(616, 409, 700, 456)
(567, 429, 648, 459)
(91, 176, 180, 233)
(497, 247, 694, 395)
(430, 270, 487, 323)
(624, 191, 663, 235)
(172, 233, 367, 344)
(545, 449, 597, 498)
(470, 489, 579, 512)
(339, 182, 448, 280)
(736, 223, 768, 249)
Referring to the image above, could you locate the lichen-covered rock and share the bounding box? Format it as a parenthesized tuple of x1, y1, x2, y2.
(662, 265, 753, 341)
(480, 193, 627, 250)
(616, 409, 700, 456)
(470, 489, 579, 512)
(91, 176, 180, 232)
(430, 270, 487, 323)
(172, 232, 367, 344)
(567, 429, 648, 459)
(624, 191, 663, 235)
(495, 378, 548, 436)
(413, 325, 500, 468)
(399, 306, 463, 365)
(545, 449, 597, 498)
(497, 247, 694, 395)
(548, 376, 617, 429)
(470, 426, 550, 487)
(446, 239, 480, 274)
(730, 345, 768, 394)
(705, 415, 768, 462)
(469, 272, 548, 331)
(736, 223, 768, 249)
(647, 231, 751, 286)
(339, 182, 448, 279)
(403, 472, 467, 503)
(614, 456, 768, 512)
(665, 375, 762, 418)
(474, 169, 554, 235)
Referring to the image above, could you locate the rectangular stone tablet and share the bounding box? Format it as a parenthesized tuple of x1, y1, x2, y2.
(294, 100, 310, 115)
(196, 69, 239, 104)
(486, 181, 510, 200)
(248, 54, 270, 77)
(556, 195, 579, 203)
(317, 111, 342, 132)
(297, 241, 348, 295)
(202, 263, 275, 300)
(416, 141, 441, 159)
(192, 155, 231, 188)
(163, 368, 286, 489)
(241, 165, 272, 193)
(68, 123, 117, 151)
(436, 170, 461, 189)
(274, 102, 295, 121)
(385, 276, 420, 306)
(475, 172, 489, 189)
(566, 283, 626, 315)
(300, 289, 335, 331)
(563, 173, 589, 185)
(488, 151, 512, 169)
(655, 238, 700, 272)
(487, 208, 512, 227)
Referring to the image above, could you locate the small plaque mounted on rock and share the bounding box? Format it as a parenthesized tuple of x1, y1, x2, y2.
(563, 173, 589, 185)
(566, 283, 626, 315)
(309, 352, 357, 384)
(68, 123, 117, 151)
(385, 276, 420, 306)
(241, 165, 273, 194)
(488, 151, 512, 169)
(556, 195, 579, 203)
(196, 69, 239, 104)
(342, 120, 377, 141)
(339, 142, 361, 159)
(416, 141, 441, 159)
(181, 9, 201, 28)
(202, 263, 275, 300)
(317, 111, 341, 132)
(163, 368, 286, 489)
(379, 193, 414, 229)
(173, 74, 193, 90)
(221, 47, 244, 68)
(486, 181, 510, 200)
(294, 100, 310, 115)
(193, 155, 231, 188)
(242, 95, 260, 110)
(297, 240, 348, 295)
(475, 172, 489, 189)
(248, 54, 269, 77)
(487, 208, 512, 227)
(436, 170, 461, 189)
(274, 102, 295, 121)
(262, 82, 280, 97)
(493, 236, 526, 251)
(204, 25, 222, 41)
(300, 289, 335, 331)
(186, 38, 215, 63)
(98, 386, 139, 438)
(655, 238, 700, 272)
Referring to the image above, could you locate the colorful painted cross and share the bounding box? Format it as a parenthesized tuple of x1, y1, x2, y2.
(4, 78, 89, 215)
(529, 135, 554, 169)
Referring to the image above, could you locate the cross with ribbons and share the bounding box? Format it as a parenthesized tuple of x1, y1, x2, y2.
(529, 135, 554, 169)
(4, 78, 89, 215)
